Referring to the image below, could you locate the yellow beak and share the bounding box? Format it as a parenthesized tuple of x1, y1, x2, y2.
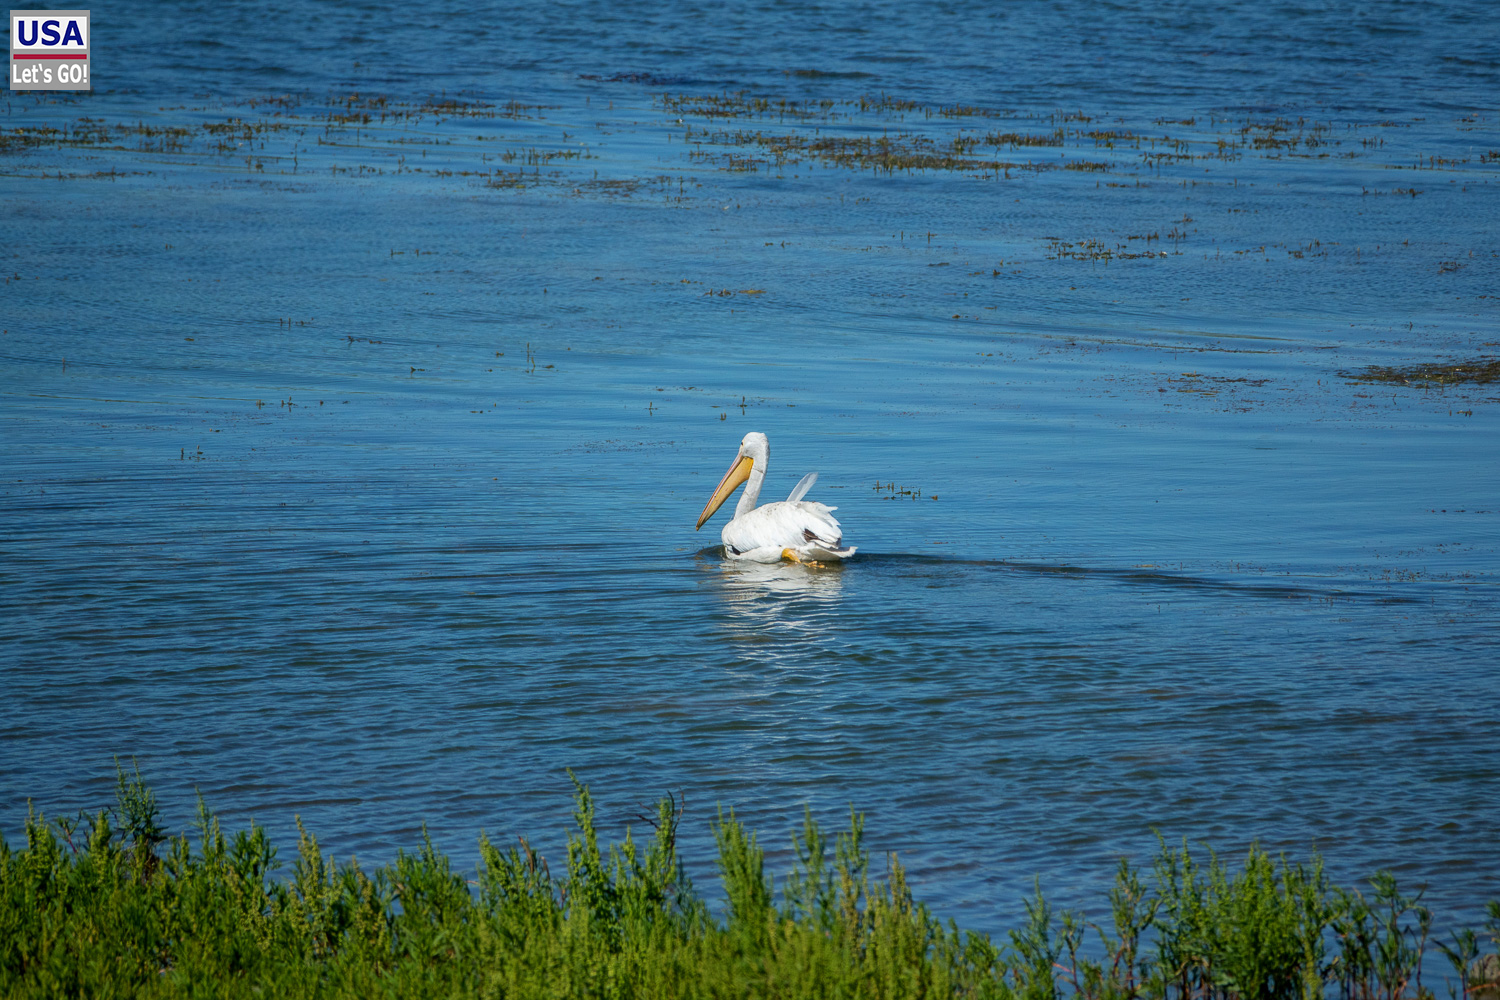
(696, 454, 753, 529)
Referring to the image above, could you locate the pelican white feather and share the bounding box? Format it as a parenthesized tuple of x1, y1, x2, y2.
(695, 432, 855, 563)
(786, 471, 818, 503)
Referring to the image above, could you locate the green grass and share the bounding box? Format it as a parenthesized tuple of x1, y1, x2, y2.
(2, 762, 1497, 999)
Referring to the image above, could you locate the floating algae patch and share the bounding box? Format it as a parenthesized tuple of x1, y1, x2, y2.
(686, 126, 1036, 176)
(0, 96, 621, 194)
(1342, 357, 1500, 387)
(8, 82, 1489, 200)
(1044, 236, 1168, 262)
(654, 88, 1431, 182)
(988, 129, 1066, 147)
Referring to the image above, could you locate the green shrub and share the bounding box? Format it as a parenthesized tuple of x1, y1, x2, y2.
(0, 764, 1494, 999)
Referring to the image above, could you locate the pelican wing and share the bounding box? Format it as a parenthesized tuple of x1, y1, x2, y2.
(722, 500, 853, 560)
(786, 471, 818, 503)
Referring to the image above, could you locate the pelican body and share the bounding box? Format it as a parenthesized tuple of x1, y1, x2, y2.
(696, 432, 855, 563)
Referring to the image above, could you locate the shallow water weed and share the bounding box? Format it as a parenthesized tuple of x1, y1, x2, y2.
(1341, 359, 1500, 387)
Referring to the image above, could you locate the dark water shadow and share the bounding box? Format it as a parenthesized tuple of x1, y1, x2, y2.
(695, 547, 1419, 605)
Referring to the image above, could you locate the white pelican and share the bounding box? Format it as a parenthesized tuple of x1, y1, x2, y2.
(696, 432, 856, 563)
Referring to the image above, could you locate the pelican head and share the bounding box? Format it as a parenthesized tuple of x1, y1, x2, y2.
(696, 431, 768, 529)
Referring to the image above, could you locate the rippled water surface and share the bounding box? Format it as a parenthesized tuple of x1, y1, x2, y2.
(3, 0, 1499, 932)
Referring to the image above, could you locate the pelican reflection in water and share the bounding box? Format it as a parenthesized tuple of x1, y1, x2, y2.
(713, 555, 847, 652)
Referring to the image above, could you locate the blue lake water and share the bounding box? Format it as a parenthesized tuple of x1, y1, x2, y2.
(3, 0, 1499, 936)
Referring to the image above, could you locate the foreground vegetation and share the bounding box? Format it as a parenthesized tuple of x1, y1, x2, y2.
(2, 766, 1497, 999)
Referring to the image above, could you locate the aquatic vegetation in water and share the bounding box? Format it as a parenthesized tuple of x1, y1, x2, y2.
(1044, 236, 1170, 263)
(2, 764, 1498, 999)
(685, 124, 1033, 177)
(1341, 358, 1500, 387)
(2, 83, 1490, 201)
(873, 481, 934, 500)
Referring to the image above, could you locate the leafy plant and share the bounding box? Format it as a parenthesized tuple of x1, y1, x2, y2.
(0, 768, 1494, 1000)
